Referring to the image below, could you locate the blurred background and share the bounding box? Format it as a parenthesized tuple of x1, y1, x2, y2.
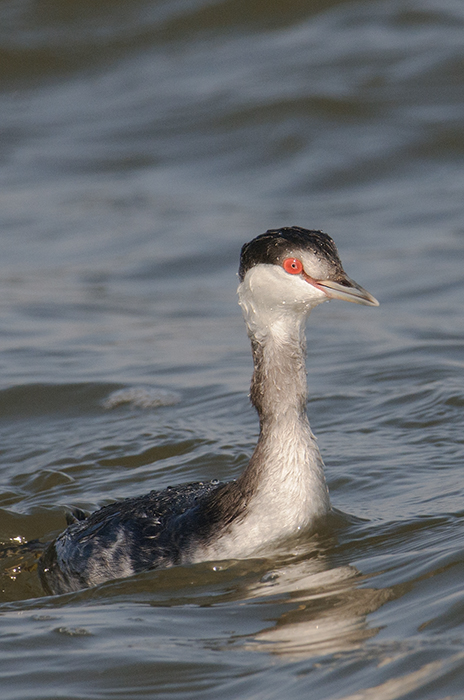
(0, 1, 464, 699)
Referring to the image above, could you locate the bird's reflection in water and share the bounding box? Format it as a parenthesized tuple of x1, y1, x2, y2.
(241, 553, 395, 660)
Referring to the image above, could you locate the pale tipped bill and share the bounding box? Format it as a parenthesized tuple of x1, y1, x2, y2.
(309, 276, 379, 307)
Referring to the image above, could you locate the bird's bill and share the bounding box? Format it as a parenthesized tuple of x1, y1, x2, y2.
(315, 277, 379, 307)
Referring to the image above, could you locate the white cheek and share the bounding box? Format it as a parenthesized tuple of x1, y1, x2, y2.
(238, 266, 329, 343)
(244, 265, 327, 310)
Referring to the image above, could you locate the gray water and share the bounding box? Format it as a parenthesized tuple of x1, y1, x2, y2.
(1, 0, 464, 697)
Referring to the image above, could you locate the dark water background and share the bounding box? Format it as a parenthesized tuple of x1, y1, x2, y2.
(1, 0, 464, 697)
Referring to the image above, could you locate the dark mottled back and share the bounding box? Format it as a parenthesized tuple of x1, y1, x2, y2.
(39, 481, 229, 594)
(239, 226, 346, 282)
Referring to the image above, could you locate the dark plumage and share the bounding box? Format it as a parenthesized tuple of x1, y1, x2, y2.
(40, 482, 223, 594)
(239, 227, 346, 282)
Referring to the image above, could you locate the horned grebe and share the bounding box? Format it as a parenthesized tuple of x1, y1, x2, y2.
(39, 227, 378, 594)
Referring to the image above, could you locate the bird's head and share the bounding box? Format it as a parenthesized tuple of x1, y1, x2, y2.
(238, 227, 378, 335)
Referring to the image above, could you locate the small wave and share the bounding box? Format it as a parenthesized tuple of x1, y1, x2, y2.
(102, 387, 181, 410)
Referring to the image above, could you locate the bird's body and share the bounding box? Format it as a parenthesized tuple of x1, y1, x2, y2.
(39, 227, 378, 595)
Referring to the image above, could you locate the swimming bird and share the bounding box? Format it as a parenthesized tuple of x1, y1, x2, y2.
(39, 226, 378, 594)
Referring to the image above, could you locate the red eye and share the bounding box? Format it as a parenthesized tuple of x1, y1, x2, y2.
(283, 258, 303, 275)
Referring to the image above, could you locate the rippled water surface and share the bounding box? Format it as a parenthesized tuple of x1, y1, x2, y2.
(1, 0, 464, 698)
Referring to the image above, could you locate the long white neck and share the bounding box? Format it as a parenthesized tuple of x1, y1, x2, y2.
(189, 271, 332, 563)
(218, 279, 332, 554)
(241, 307, 329, 499)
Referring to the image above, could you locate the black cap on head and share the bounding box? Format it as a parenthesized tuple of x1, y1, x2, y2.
(239, 226, 345, 282)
